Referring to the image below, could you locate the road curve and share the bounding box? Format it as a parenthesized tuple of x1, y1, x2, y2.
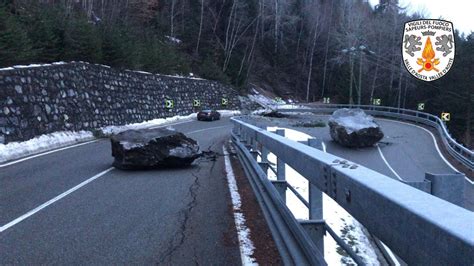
(0, 118, 241, 264)
(241, 114, 473, 211)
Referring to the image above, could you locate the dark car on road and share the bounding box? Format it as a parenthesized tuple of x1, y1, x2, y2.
(197, 109, 221, 121)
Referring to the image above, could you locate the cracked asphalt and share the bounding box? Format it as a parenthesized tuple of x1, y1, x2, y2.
(0, 117, 241, 264)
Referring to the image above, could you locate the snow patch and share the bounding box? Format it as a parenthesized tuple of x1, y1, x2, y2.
(100, 110, 240, 136)
(119, 141, 145, 150)
(0, 111, 240, 164)
(217, 110, 241, 117)
(169, 146, 195, 158)
(0, 131, 94, 163)
(165, 35, 182, 44)
(99, 113, 198, 136)
(265, 127, 379, 265)
(223, 146, 257, 265)
(248, 94, 281, 108)
(0, 61, 208, 81)
(161, 74, 204, 80)
(329, 108, 379, 133)
(125, 69, 153, 75)
(0, 61, 67, 71)
(247, 93, 307, 111)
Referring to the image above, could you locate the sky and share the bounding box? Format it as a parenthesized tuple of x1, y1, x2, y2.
(367, 0, 474, 35)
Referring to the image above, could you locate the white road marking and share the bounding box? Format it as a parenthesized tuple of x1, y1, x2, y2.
(0, 122, 233, 233)
(0, 140, 98, 168)
(223, 146, 257, 265)
(379, 118, 458, 171)
(0, 167, 114, 233)
(187, 125, 232, 134)
(322, 142, 327, 153)
(376, 144, 404, 181)
(378, 118, 473, 184)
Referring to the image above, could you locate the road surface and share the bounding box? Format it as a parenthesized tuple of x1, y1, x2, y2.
(0, 118, 241, 264)
(1, 113, 471, 264)
(243, 114, 473, 211)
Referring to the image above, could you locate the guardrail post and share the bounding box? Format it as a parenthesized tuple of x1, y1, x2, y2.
(425, 172, 465, 207)
(275, 129, 287, 203)
(233, 123, 241, 137)
(306, 138, 325, 254)
(271, 180, 287, 202)
(240, 128, 247, 144)
(275, 129, 286, 181)
(307, 138, 324, 220)
(259, 146, 270, 175)
(244, 131, 252, 149)
(250, 134, 259, 160)
(299, 220, 325, 256)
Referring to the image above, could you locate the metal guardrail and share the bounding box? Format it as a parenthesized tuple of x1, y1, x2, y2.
(276, 104, 473, 170)
(234, 141, 326, 265)
(231, 117, 474, 265)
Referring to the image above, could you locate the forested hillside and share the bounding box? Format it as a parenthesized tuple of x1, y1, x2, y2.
(0, 0, 472, 146)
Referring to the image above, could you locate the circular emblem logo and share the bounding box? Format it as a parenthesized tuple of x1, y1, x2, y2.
(402, 19, 455, 82)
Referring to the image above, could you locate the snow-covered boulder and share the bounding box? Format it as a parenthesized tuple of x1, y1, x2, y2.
(111, 128, 200, 169)
(328, 108, 383, 148)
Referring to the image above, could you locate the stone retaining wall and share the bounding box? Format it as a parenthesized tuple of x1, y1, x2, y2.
(0, 62, 240, 143)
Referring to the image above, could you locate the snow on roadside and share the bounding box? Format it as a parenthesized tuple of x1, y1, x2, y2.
(0, 131, 94, 164)
(223, 146, 257, 266)
(248, 94, 279, 108)
(99, 110, 241, 136)
(218, 110, 242, 116)
(0, 62, 67, 71)
(265, 126, 380, 265)
(0, 61, 206, 81)
(247, 93, 309, 112)
(99, 113, 198, 136)
(0, 110, 240, 164)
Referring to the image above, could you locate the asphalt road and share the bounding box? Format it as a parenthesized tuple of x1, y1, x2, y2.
(1, 113, 471, 264)
(244, 114, 473, 211)
(0, 118, 241, 264)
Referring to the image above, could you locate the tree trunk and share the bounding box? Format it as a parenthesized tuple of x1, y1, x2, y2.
(464, 100, 472, 148)
(170, 0, 176, 37)
(274, 0, 279, 53)
(358, 51, 363, 105)
(370, 57, 379, 104)
(397, 59, 403, 109)
(321, 1, 334, 99)
(306, 26, 319, 102)
(349, 54, 354, 105)
(195, 0, 204, 55)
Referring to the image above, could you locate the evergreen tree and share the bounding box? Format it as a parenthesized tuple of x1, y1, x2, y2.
(62, 15, 102, 62)
(0, 4, 35, 67)
(26, 6, 64, 63)
(101, 27, 136, 68)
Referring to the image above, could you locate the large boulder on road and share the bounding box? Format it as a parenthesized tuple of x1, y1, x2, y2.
(111, 128, 201, 170)
(328, 108, 384, 148)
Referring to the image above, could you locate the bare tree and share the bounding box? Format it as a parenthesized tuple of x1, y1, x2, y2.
(305, 1, 322, 102)
(195, 0, 205, 55)
(170, 0, 177, 37)
(274, 0, 279, 53)
(221, 0, 257, 72)
(320, 1, 334, 98)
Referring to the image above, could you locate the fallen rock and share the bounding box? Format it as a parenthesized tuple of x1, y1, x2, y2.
(111, 128, 201, 169)
(328, 108, 383, 148)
